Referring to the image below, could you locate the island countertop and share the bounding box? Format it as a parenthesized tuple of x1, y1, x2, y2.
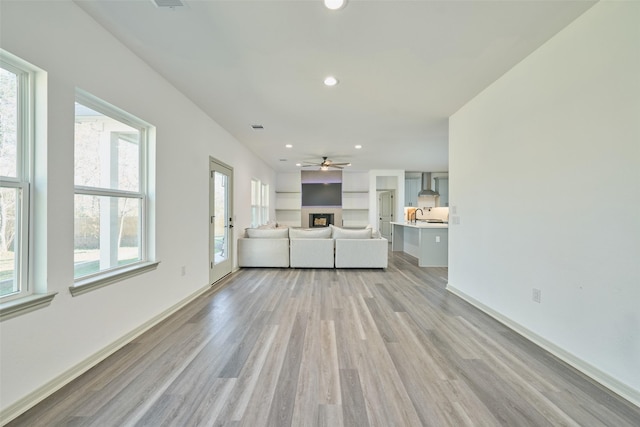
(391, 222, 448, 267)
(391, 221, 448, 229)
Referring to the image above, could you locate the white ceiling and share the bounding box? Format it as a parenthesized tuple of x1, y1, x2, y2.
(75, 0, 595, 172)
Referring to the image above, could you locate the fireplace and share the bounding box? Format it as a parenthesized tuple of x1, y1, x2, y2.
(309, 213, 334, 228)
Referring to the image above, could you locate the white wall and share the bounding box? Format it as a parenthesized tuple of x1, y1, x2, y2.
(0, 0, 275, 416)
(448, 1, 640, 405)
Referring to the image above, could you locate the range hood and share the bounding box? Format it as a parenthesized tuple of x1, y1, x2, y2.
(418, 172, 439, 197)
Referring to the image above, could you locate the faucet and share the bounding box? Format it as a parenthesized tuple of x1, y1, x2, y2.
(410, 208, 424, 224)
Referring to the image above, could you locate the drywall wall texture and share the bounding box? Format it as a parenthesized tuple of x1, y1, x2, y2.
(449, 2, 639, 404)
(0, 0, 274, 415)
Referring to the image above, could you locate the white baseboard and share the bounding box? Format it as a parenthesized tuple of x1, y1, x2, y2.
(446, 283, 640, 409)
(1, 281, 223, 426)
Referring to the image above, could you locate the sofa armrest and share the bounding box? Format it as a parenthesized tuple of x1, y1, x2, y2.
(237, 238, 290, 267)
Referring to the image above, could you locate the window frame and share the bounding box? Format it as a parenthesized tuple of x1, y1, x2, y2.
(71, 89, 157, 296)
(0, 50, 57, 320)
(260, 182, 269, 225)
(0, 54, 33, 303)
(250, 178, 269, 227)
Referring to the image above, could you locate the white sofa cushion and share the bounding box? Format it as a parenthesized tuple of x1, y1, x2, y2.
(331, 226, 372, 239)
(289, 227, 332, 239)
(246, 227, 289, 239)
(290, 238, 335, 268)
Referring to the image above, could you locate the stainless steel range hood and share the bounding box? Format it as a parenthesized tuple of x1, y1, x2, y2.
(418, 172, 439, 197)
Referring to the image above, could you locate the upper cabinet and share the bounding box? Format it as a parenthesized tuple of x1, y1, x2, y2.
(404, 177, 420, 207)
(435, 177, 449, 207)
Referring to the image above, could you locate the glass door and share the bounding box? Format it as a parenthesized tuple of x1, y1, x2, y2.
(209, 158, 233, 284)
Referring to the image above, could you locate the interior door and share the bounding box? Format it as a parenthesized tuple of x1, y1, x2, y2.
(209, 158, 233, 284)
(378, 191, 394, 240)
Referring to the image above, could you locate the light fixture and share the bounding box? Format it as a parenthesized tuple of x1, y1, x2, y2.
(323, 0, 346, 11)
(324, 76, 339, 87)
(355, 145, 362, 149)
(285, 144, 292, 148)
(321, 165, 329, 171)
(296, 163, 302, 167)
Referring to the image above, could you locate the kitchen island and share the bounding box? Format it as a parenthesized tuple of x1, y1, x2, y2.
(391, 222, 448, 267)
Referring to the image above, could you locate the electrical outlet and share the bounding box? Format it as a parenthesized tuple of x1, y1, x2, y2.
(532, 288, 541, 303)
(435, 236, 441, 243)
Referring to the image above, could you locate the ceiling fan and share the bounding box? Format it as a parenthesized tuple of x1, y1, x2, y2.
(301, 156, 351, 170)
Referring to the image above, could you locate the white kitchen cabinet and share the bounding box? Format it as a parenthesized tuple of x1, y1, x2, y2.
(435, 177, 449, 207)
(404, 177, 420, 207)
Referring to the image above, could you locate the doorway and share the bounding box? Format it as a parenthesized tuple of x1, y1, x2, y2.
(209, 158, 234, 284)
(378, 190, 394, 240)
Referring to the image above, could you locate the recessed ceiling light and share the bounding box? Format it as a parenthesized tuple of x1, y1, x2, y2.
(324, 0, 346, 11)
(285, 144, 292, 148)
(324, 76, 339, 87)
(324, 76, 338, 86)
(296, 163, 302, 167)
(355, 145, 362, 149)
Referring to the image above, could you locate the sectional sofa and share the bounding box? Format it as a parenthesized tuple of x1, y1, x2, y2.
(237, 225, 388, 269)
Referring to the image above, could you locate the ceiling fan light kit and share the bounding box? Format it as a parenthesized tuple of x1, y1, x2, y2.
(302, 156, 351, 170)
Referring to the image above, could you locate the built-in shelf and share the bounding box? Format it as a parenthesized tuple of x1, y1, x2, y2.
(275, 191, 301, 211)
(275, 172, 303, 226)
(341, 172, 370, 228)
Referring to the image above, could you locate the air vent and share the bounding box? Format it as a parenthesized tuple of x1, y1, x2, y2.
(151, 0, 185, 8)
(251, 124, 264, 130)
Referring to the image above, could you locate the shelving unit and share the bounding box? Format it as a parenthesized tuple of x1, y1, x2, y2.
(275, 172, 302, 227)
(341, 172, 369, 228)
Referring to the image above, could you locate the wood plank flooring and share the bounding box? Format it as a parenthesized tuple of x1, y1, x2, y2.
(7, 251, 640, 426)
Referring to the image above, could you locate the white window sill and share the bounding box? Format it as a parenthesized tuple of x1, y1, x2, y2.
(0, 292, 58, 321)
(70, 261, 160, 297)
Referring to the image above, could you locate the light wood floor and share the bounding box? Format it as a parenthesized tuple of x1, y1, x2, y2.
(7, 251, 640, 426)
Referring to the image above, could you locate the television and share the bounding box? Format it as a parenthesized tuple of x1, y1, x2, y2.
(301, 183, 342, 207)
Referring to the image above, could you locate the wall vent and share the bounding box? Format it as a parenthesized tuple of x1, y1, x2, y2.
(151, 0, 185, 8)
(251, 124, 264, 130)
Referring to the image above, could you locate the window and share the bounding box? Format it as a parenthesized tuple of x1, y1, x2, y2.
(0, 54, 33, 301)
(73, 90, 156, 292)
(250, 179, 269, 227)
(261, 182, 269, 225)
